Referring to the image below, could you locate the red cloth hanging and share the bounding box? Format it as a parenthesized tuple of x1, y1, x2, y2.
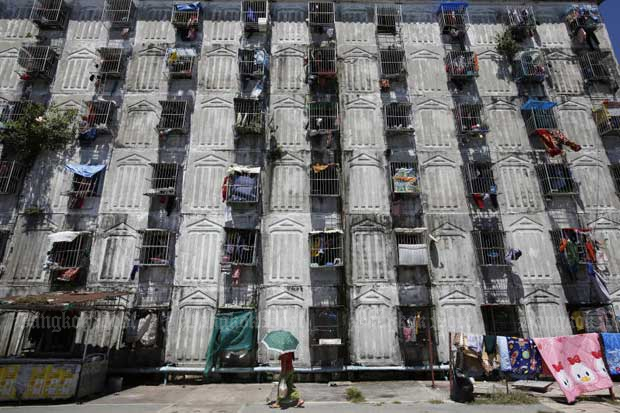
(472, 193, 485, 209)
(221, 176, 229, 202)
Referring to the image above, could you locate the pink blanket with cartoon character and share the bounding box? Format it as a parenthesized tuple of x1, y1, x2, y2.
(533, 333, 612, 403)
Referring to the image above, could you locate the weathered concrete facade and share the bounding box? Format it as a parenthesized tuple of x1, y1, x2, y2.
(0, 0, 618, 372)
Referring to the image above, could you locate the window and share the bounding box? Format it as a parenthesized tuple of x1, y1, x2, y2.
(566, 5, 601, 36)
(445, 51, 478, 79)
(390, 161, 419, 195)
(310, 163, 340, 197)
(308, 46, 336, 77)
(396, 229, 427, 267)
(238, 48, 267, 79)
(578, 51, 612, 83)
(522, 107, 558, 136)
(549, 228, 593, 265)
(309, 231, 343, 268)
(610, 164, 620, 193)
(26, 311, 77, 355)
(102, 0, 134, 26)
(568, 305, 618, 334)
(514, 50, 546, 83)
(506, 6, 536, 40)
(593, 102, 620, 137)
(308, 2, 335, 27)
(171, 1, 200, 27)
(18, 46, 57, 78)
(146, 163, 179, 196)
(309, 307, 344, 346)
(223, 229, 258, 265)
(437, 3, 468, 34)
(379, 48, 406, 79)
(375, 5, 401, 35)
(398, 307, 435, 366)
(0, 161, 24, 195)
(158, 100, 188, 132)
(234, 97, 264, 134)
(166, 48, 196, 79)
(384, 103, 413, 133)
(307, 100, 338, 133)
(224, 167, 260, 203)
(30, 0, 67, 28)
(464, 162, 496, 196)
(454, 102, 487, 135)
(96, 47, 124, 77)
(48, 233, 91, 270)
(139, 230, 174, 266)
(0, 101, 30, 123)
(472, 230, 508, 267)
(241, 1, 268, 31)
(535, 163, 577, 195)
(223, 281, 257, 308)
(482, 305, 522, 337)
(67, 169, 102, 208)
(82, 100, 115, 129)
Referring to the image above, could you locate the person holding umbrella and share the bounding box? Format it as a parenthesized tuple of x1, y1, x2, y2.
(263, 330, 305, 408)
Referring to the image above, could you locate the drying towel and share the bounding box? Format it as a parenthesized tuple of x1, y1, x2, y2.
(507, 337, 542, 379)
(497, 336, 511, 372)
(467, 335, 483, 353)
(484, 335, 497, 355)
(601, 333, 620, 376)
(533, 333, 612, 403)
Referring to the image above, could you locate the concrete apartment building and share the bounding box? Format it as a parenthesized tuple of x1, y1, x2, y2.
(0, 0, 618, 375)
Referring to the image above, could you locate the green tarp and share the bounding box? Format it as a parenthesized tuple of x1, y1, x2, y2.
(204, 310, 256, 375)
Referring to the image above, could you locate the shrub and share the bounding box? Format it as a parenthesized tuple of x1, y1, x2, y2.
(345, 387, 366, 403)
(496, 29, 520, 61)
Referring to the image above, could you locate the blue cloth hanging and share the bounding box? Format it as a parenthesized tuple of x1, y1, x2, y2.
(438, 2, 469, 13)
(521, 99, 557, 111)
(175, 2, 200, 12)
(64, 163, 106, 178)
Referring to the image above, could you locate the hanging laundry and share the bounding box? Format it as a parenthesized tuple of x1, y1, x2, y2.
(507, 337, 542, 379)
(497, 336, 511, 372)
(489, 185, 499, 209)
(232, 266, 241, 286)
(57, 267, 80, 282)
(505, 248, 522, 265)
(590, 269, 611, 304)
(600, 333, 620, 376)
(130, 264, 140, 281)
(472, 193, 485, 209)
(534, 333, 612, 403)
(571, 311, 586, 333)
(311, 163, 329, 173)
(585, 239, 597, 263)
(467, 335, 484, 353)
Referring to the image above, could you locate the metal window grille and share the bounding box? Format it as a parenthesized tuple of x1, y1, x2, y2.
(437, 4, 468, 34)
(310, 164, 340, 197)
(223, 229, 257, 265)
(158, 100, 187, 131)
(96, 48, 124, 77)
(238, 48, 267, 79)
(549, 228, 591, 264)
(566, 7, 601, 35)
(455, 103, 487, 135)
(610, 164, 620, 193)
(506, 6, 536, 30)
(147, 163, 179, 196)
(472, 230, 508, 267)
(396, 231, 425, 246)
(102, 0, 134, 26)
(384, 103, 413, 132)
(310, 232, 343, 267)
(308, 101, 338, 132)
(68, 172, 100, 199)
(522, 108, 558, 136)
(225, 171, 259, 203)
(242, 0, 268, 31)
(0, 101, 30, 123)
(445, 51, 478, 79)
(49, 233, 91, 269)
(464, 162, 495, 195)
(593, 103, 620, 137)
(0, 231, 8, 264)
(139, 230, 174, 266)
(18, 46, 57, 78)
(30, 0, 67, 28)
(308, 2, 335, 27)
(482, 305, 522, 337)
(514, 50, 546, 83)
(309, 307, 344, 345)
(172, 2, 200, 27)
(579, 51, 612, 83)
(224, 283, 257, 308)
(167, 52, 195, 79)
(390, 161, 419, 195)
(399, 307, 433, 346)
(375, 5, 401, 35)
(0, 161, 25, 194)
(395, 229, 427, 267)
(379, 48, 406, 79)
(83, 101, 114, 129)
(308, 46, 336, 77)
(234, 98, 264, 134)
(535, 163, 577, 195)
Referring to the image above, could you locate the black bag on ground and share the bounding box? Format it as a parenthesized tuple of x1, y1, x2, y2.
(450, 368, 475, 403)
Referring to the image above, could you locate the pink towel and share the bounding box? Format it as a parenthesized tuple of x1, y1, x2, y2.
(533, 333, 612, 403)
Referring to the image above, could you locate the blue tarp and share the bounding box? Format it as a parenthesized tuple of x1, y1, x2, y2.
(64, 164, 106, 178)
(521, 99, 557, 111)
(438, 2, 468, 13)
(175, 2, 200, 12)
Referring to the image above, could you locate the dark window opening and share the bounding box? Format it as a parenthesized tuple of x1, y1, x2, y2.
(472, 230, 508, 267)
(376, 5, 400, 35)
(310, 163, 340, 197)
(158, 100, 188, 131)
(139, 230, 173, 266)
(482, 305, 522, 337)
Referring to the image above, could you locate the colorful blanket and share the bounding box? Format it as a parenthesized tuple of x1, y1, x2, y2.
(534, 333, 612, 403)
(600, 333, 620, 376)
(507, 337, 542, 378)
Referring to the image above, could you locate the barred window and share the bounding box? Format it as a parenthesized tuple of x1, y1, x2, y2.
(390, 161, 419, 195)
(48, 233, 91, 269)
(308, 2, 335, 26)
(472, 230, 508, 267)
(242, 1, 268, 31)
(308, 46, 336, 77)
(83, 100, 115, 129)
(506, 6, 536, 30)
(0, 161, 25, 195)
(139, 230, 174, 266)
(234, 98, 264, 134)
(172, 1, 200, 27)
(445, 51, 478, 79)
(309, 307, 344, 345)
(308, 100, 338, 132)
(437, 4, 469, 34)
(454, 103, 487, 135)
(224, 169, 260, 204)
(514, 50, 546, 83)
(578, 51, 612, 83)
(482, 305, 522, 337)
(18, 46, 57, 78)
(102, 0, 134, 26)
(375, 5, 401, 35)
(610, 164, 620, 193)
(310, 231, 343, 268)
(549, 228, 591, 264)
(223, 229, 258, 265)
(158, 100, 188, 132)
(379, 48, 406, 79)
(396, 230, 427, 267)
(310, 164, 340, 197)
(384, 103, 413, 132)
(238, 48, 268, 79)
(593, 102, 620, 137)
(96, 47, 124, 77)
(464, 162, 495, 195)
(535, 163, 577, 195)
(522, 107, 558, 136)
(147, 163, 179, 196)
(166, 48, 196, 79)
(30, 0, 66, 28)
